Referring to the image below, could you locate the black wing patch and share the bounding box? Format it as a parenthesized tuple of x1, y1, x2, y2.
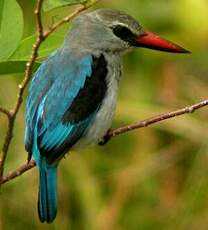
(62, 54, 108, 124)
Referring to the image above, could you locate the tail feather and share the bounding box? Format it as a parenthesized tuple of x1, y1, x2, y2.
(38, 162, 58, 223)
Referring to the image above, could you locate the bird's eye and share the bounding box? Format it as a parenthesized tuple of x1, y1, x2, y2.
(112, 25, 136, 41)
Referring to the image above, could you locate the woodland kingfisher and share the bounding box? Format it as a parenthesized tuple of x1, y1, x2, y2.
(24, 8, 189, 223)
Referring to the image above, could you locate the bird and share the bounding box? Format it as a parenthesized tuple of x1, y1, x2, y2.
(24, 8, 189, 223)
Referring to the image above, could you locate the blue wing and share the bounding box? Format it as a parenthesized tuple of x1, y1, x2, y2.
(25, 50, 107, 164)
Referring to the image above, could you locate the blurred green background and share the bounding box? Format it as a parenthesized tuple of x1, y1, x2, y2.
(1, 0, 208, 229)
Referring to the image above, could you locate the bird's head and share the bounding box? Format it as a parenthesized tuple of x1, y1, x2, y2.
(66, 8, 190, 54)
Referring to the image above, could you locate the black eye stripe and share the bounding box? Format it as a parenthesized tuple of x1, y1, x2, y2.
(112, 25, 137, 41)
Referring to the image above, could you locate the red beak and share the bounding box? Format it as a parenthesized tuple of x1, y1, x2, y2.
(134, 31, 190, 53)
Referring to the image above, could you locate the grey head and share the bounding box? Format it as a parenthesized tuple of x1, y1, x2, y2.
(64, 8, 189, 54)
(64, 8, 145, 53)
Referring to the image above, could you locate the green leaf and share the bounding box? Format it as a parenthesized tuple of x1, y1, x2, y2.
(10, 33, 64, 61)
(0, 0, 24, 61)
(43, 0, 88, 12)
(0, 61, 40, 75)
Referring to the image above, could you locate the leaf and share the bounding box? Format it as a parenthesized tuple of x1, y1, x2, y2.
(0, 0, 24, 61)
(43, 0, 88, 12)
(10, 33, 64, 61)
(0, 61, 40, 75)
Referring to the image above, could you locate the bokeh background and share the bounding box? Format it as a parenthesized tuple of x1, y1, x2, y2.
(1, 0, 208, 229)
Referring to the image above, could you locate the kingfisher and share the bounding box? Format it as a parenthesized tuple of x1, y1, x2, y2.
(25, 8, 189, 223)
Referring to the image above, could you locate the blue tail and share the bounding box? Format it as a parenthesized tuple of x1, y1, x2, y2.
(38, 160, 58, 223)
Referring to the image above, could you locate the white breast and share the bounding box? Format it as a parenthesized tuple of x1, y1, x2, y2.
(73, 53, 121, 149)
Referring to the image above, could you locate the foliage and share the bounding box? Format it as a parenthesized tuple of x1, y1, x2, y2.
(0, 0, 208, 229)
(0, 0, 23, 61)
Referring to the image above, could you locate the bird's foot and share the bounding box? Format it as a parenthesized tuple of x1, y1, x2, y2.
(98, 129, 112, 146)
(27, 153, 32, 164)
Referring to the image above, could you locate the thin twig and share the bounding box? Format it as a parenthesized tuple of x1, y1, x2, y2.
(12, 0, 44, 118)
(0, 107, 11, 118)
(43, 0, 99, 39)
(108, 99, 208, 138)
(44, 5, 86, 39)
(35, 0, 44, 40)
(1, 99, 208, 185)
(0, 160, 36, 184)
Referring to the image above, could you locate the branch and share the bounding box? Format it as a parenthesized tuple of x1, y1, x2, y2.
(44, 5, 85, 39)
(0, 1, 91, 184)
(0, 107, 11, 118)
(0, 160, 36, 184)
(108, 99, 208, 138)
(1, 99, 208, 185)
(43, 0, 100, 38)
